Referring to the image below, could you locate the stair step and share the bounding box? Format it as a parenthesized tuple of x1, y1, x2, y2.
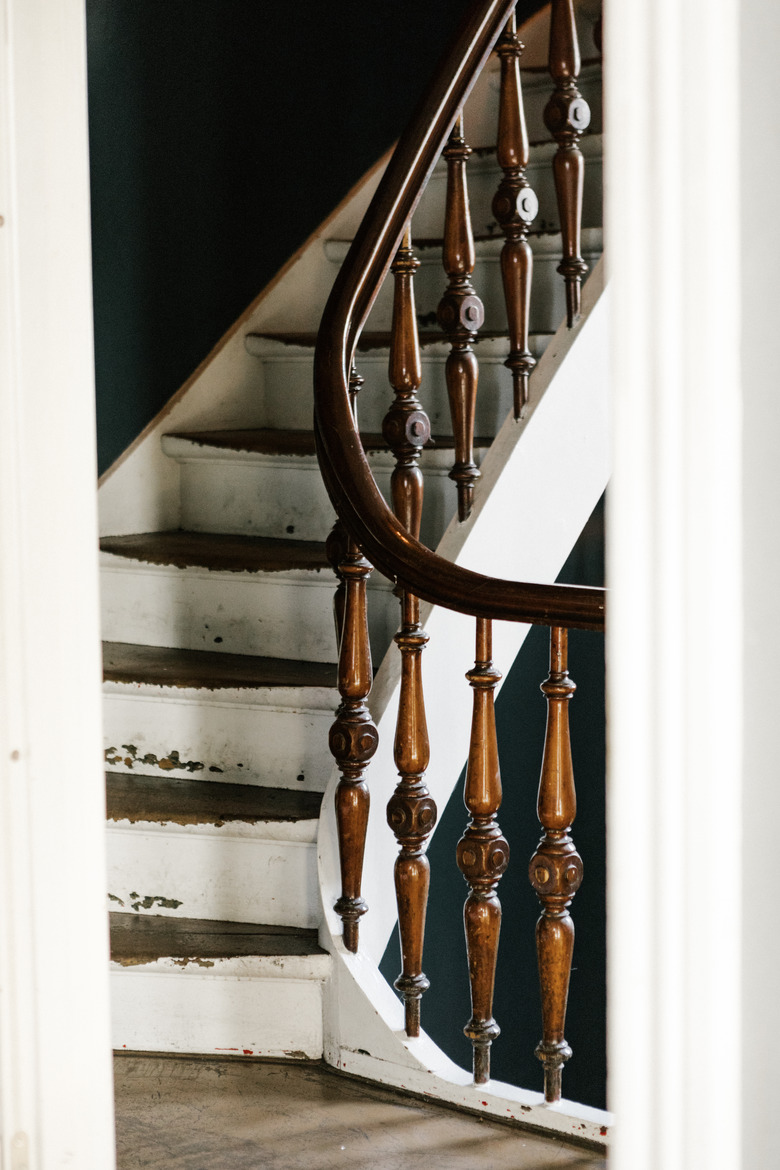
(103, 640, 336, 690)
(100, 532, 397, 665)
(106, 775, 322, 929)
(102, 642, 337, 791)
(100, 531, 329, 573)
(246, 328, 520, 353)
(110, 914, 330, 1057)
(106, 771, 322, 826)
(160, 430, 488, 548)
(163, 427, 492, 456)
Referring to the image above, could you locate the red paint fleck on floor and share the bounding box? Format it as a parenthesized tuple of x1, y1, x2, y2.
(482, 1101, 488, 1106)
(600, 1126, 608, 1136)
(242, 1049, 253, 1055)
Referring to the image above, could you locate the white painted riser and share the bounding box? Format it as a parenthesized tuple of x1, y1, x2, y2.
(111, 955, 329, 1058)
(107, 818, 319, 928)
(250, 336, 543, 435)
(167, 444, 486, 550)
(100, 555, 399, 665)
(103, 682, 335, 791)
(331, 230, 603, 338)
(404, 135, 602, 241)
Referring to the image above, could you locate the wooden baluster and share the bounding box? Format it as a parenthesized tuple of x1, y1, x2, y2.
(325, 367, 365, 648)
(329, 362, 377, 953)
(383, 227, 437, 1036)
(529, 626, 583, 1101)
(544, 0, 591, 326)
(457, 618, 509, 1083)
(492, 13, 538, 418)
(437, 113, 485, 522)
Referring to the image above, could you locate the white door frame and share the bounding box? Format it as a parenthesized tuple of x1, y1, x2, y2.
(0, 1, 116, 1165)
(605, 1, 743, 1167)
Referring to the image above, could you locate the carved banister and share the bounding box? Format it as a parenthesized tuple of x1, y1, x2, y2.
(438, 113, 484, 521)
(313, 0, 606, 631)
(545, 0, 591, 326)
(492, 13, 538, 418)
(383, 227, 437, 1036)
(457, 618, 509, 1083)
(530, 626, 582, 1101)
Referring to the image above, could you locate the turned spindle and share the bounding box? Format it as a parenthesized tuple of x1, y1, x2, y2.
(492, 13, 538, 418)
(437, 113, 485, 522)
(529, 626, 582, 1102)
(325, 365, 365, 648)
(383, 228, 437, 1035)
(457, 618, 509, 1083)
(544, 0, 591, 326)
(328, 363, 377, 954)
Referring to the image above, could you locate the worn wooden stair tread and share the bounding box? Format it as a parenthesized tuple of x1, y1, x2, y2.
(246, 329, 516, 352)
(106, 771, 323, 826)
(100, 531, 329, 573)
(110, 912, 325, 965)
(102, 641, 337, 690)
(164, 426, 493, 455)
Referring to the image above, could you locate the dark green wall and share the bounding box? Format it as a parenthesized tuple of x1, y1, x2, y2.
(381, 497, 607, 1109)
(88, 0, 542, 474)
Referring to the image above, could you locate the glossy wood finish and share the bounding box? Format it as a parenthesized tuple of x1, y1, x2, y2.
(329, 532, 377, 953)
(314, 0, 605, 629)
(544, 0, 591, 326)
(383, 228, 430, 537)
(492, 13, 538, 417)
(529, 627, 582, 1101)
(457, 619, 509, 1083)
(437, 114, 485, 521)
(386, 589, 436, 1036)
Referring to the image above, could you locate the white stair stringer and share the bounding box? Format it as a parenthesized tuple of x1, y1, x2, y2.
(316, 260, 612, 1145)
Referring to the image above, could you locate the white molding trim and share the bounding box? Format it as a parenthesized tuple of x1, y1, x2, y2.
(605, 1, 742, 1168)
(0, 1, 116, 1166)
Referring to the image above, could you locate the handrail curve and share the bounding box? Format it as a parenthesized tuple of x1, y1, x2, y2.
(314, 0, 605, 632)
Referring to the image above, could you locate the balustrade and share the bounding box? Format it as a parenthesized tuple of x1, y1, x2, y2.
(313, 0, 605, 1110)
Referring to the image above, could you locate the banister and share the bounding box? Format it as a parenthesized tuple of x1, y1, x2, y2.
(314, 0, 604, 632)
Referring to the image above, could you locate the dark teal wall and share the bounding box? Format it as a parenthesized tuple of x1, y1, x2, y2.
(88, 0, 550, 474)
(380, 496, 607, 1109)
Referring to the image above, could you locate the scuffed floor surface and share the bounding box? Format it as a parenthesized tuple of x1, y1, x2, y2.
(114, 1055, 607, 1169)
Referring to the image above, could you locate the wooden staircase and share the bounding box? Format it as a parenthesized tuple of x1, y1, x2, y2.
(98, 0, 609, 1147)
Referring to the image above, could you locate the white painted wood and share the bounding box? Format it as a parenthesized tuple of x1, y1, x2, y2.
(740, 2, 780, 1165)
(0, 0, 116, 1165)
(112, 955, 329, 1058)
(107, 817, 320, 928)
(103, 681, 337, 791)
(320, 944, 610, 1145)
(247, 335, 550, 435)
(329, 227, 603, 336)
(100, 553, 398, 665)
(605, 0, 742, 1168)
(166, 437, 490, 550)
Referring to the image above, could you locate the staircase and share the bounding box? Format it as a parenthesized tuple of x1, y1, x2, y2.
(98, 1, 609, 1146)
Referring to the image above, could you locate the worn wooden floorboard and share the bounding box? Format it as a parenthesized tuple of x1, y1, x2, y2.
(110, 914, 324, 966)
(102, 641, 337, 690)
(114, 1056, 607, 1169)
(100, 531, 330, 573)
(106, 771, 323, 826)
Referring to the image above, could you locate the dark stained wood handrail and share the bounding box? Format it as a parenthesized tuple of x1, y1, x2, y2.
(314, 0, 605, 633)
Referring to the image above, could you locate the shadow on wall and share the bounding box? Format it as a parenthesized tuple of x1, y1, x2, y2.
(381, 494, 607, 1110)
(87, 0, 544, 476)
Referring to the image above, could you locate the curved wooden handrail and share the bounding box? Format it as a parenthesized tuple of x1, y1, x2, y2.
(314, 0, 604, 633)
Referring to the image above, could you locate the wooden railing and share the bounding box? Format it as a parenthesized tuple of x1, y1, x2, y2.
(314, 0, 601, 1103)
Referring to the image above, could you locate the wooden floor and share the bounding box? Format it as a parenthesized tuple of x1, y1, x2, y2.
(114, 1056, 607, 1169)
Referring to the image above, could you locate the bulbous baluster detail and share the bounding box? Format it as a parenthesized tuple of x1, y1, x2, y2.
(544, 0, 591, 326)
(383, 229, 437, 1035)
(530, 626, 582, 1101)
(457, 618, 509, 1084)
(386, 590, 436, 1037)
(492, 13, 538, 418)
(383, 227, 431, 537)
(437, 113, 485, 522)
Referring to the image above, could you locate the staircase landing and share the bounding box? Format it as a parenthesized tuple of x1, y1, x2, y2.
(114, 1056, 607, 1169)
